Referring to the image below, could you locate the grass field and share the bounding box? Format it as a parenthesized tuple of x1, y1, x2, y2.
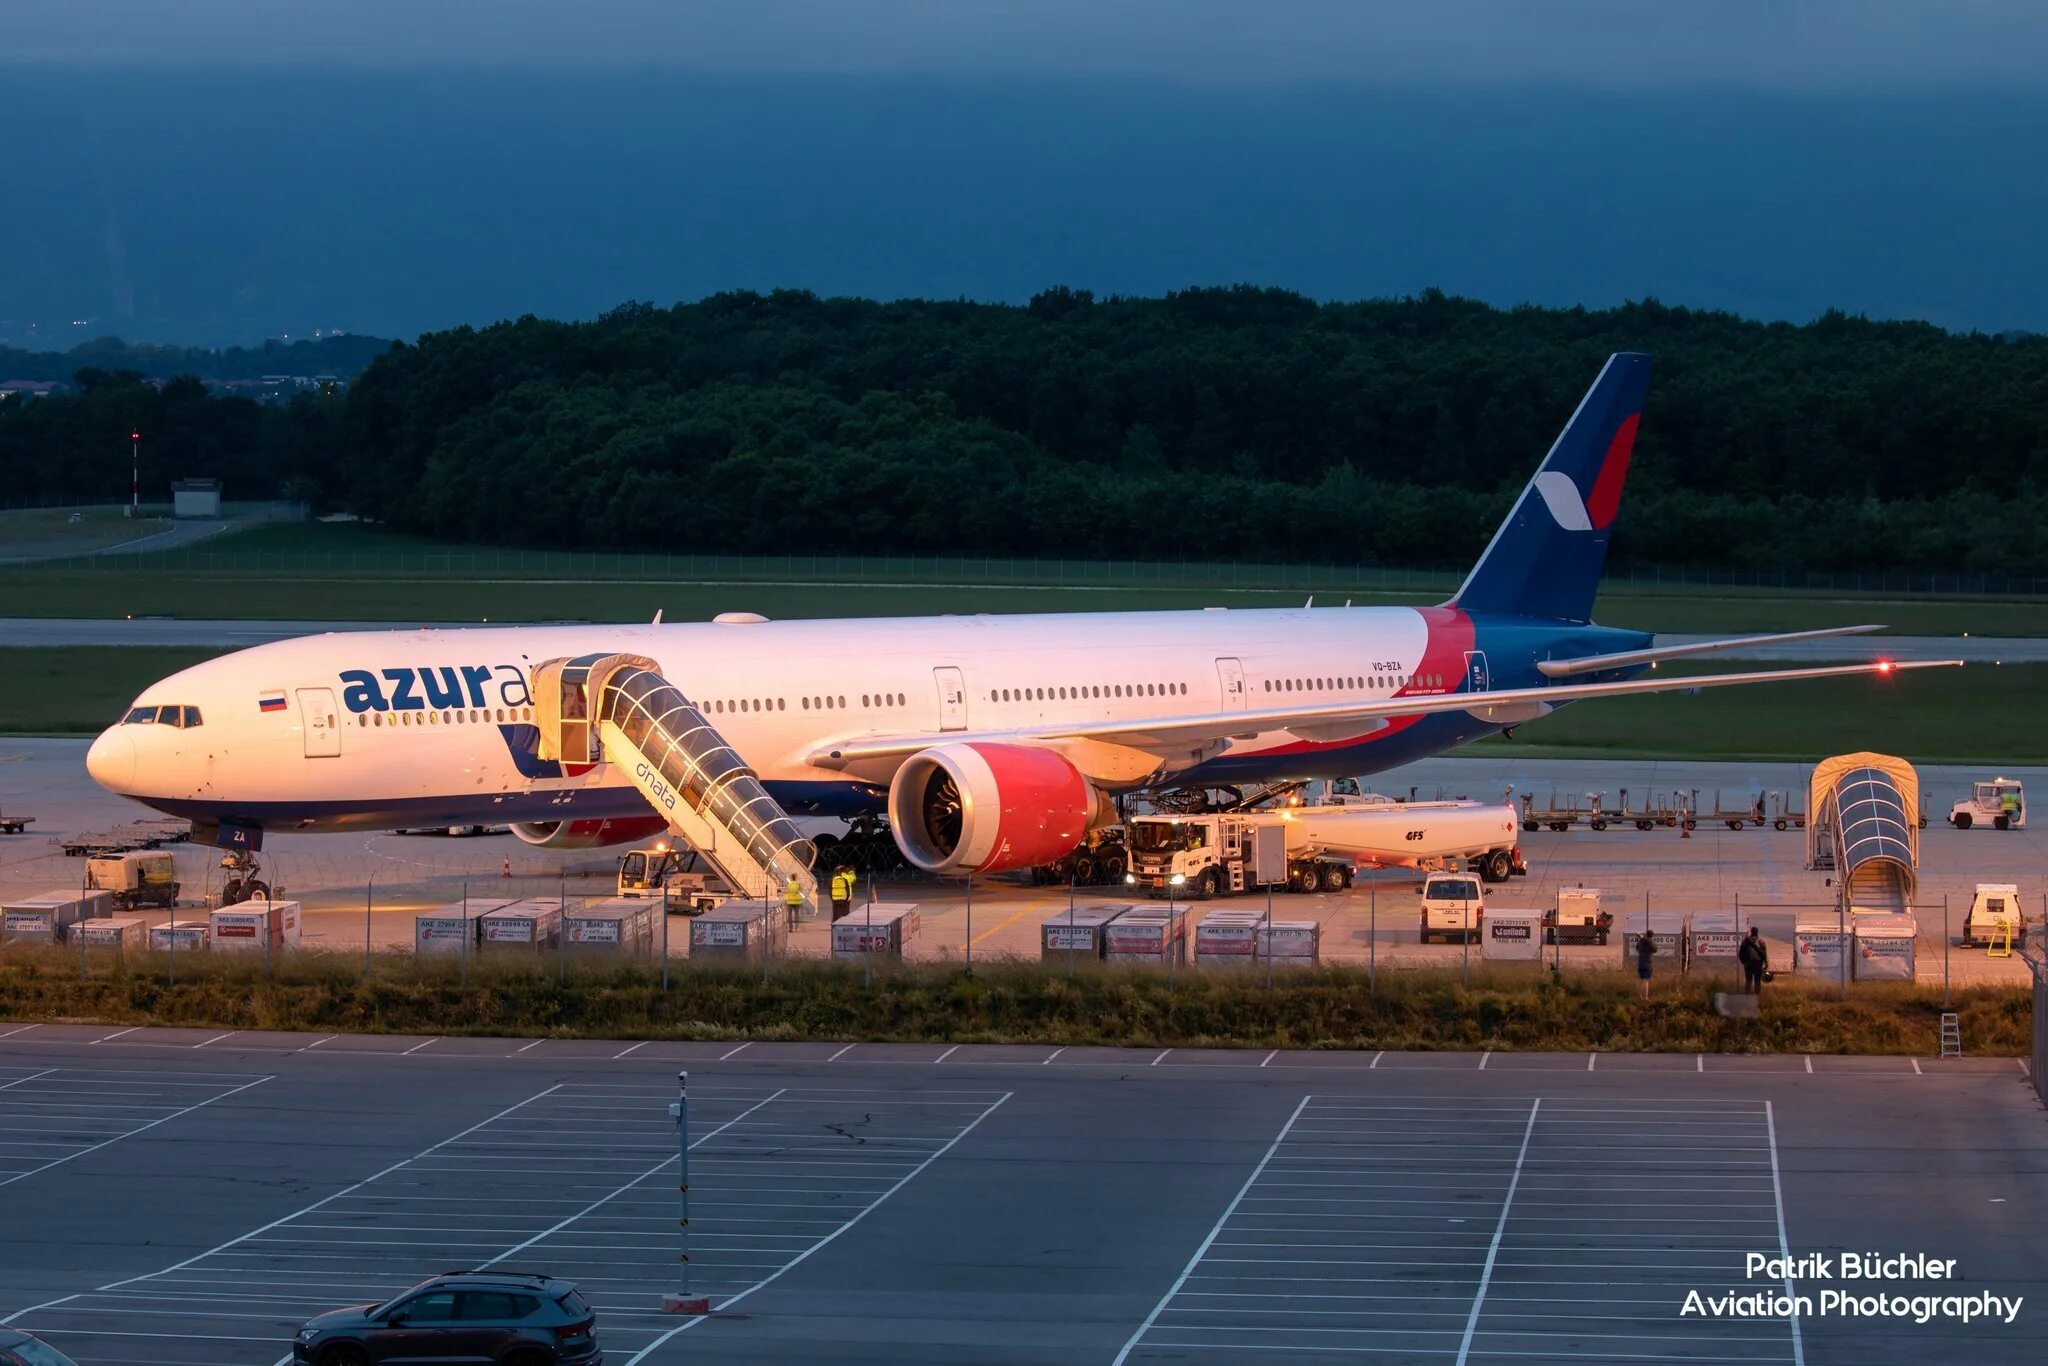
(0, 504, 181, 560)
(0, 645, 2023, 763)
(0, 951, 2027, 1053)
(1, 518, 2044, 633)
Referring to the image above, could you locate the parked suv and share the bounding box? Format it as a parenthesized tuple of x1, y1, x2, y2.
(0, 1329, 81, 1366)
(292, 1272, 600, 1365)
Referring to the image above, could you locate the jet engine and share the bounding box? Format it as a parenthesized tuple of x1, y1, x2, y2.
(887, 742, 1112, 874)
(510, 815, 669, 849)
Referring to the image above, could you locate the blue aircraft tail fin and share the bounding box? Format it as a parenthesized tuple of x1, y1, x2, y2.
(1450, 352, 1652, 624)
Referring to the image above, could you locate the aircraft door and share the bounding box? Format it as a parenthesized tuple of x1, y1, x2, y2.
(934, 666, 967, 731)
(297, 687, 341, 758)
(1463, 651, 1490, 693)
(1215, 657, 1248, 711)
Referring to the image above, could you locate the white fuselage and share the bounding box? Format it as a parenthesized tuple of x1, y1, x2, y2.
(87, 605, 1506, 833)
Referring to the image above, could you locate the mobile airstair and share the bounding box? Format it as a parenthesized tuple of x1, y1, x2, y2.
(1805, 752, 1919, 914)
(533, 653, 818, 905)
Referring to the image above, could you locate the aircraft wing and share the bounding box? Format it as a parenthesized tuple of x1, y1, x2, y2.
(1535, 625, 1884, 677)
(806, 657, 1960, 768)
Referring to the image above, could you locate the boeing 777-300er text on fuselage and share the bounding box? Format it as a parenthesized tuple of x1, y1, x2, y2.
(85, 354, 1955, 879)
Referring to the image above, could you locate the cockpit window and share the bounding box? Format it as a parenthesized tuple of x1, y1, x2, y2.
(123, 705, 202, 728)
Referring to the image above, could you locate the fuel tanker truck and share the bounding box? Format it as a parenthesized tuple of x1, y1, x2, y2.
(1125, 800, 1525, 897)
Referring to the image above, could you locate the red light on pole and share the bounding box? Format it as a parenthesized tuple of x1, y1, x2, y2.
(129, 430, 139, 516)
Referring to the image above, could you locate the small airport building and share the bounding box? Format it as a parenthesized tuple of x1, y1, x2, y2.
(171, 478, 221, 518)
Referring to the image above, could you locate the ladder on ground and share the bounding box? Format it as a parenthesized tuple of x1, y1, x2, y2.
(533, 653, 818, 906)
(1939, 1012, 1962, 1059)
(1988, 917, 2016, 958)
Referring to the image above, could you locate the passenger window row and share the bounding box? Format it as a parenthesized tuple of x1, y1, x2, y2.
(992, 682, 1189, 703)
(123, 704, 203, 727)
(356, 707, 535, 728)
(1263, 673, 1444, 694)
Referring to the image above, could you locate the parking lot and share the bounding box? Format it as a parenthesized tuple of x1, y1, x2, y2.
(2, 1032, 2044, 1364)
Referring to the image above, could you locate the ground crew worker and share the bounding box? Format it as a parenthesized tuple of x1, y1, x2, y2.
(782, 874, 803, 929)
(830, 864, 856, 921)
(1634, 929, 1656, 1001)
(1737, 926, 1769, 994)
(2002, 789, 2020, 825)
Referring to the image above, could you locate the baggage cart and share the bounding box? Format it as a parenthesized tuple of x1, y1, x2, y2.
(415, 898, 516, 953)
(690, 902, 780, 960)
(831, 903, 920, 959)
(1480, 907, 1545, 961)
(1039, 904, 1131, 959)
(1852, 913, 1917, 981)
(210, 899, 301, 952)
(479, 898, 564, 950)
(1, 889, 113, 944)
(565, 898, 656, 954)
(1103, 905, 1187, 965)
(150, 919, 211, 952)
(78, 916, 146, 949)
(1255, 920, 1321, 965)
(1193, 909, 1265, 965)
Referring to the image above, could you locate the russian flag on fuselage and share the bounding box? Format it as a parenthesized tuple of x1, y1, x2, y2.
(258, 691, 287, 713)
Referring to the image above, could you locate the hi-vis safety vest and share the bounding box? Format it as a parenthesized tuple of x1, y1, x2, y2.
(831, 871, 856, 901)
(783, 878, 803, 906)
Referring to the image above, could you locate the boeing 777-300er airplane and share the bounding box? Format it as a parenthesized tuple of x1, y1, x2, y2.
(85, 353, 1953, 895)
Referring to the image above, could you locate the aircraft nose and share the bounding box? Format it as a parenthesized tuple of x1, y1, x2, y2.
(86, 727, 136, 793)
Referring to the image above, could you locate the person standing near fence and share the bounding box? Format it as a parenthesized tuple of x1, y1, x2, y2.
(1634, 929, 1656, 1000)
(830, 864, 856, 921)
(782, 874, 804, 930)
(1738, 926, 1769, 994)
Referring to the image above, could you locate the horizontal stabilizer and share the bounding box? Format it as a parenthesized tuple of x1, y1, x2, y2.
(1536, 625, 1886, 678)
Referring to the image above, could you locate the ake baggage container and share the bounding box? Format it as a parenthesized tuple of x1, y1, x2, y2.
(1688, 910, 1742, 967)
(565, 898, 656, 954)
(1852, 912, 1918, 981)
(77, 916, 146, 950)
(1795, 918, 1848, 980)
(690, 902, 780, 960)
(1194, 909, 1265, 965)
(1480, 908, 1545, 961)
(1617, 910, 1688, 969)
(831, 903, 920, 958)
(209, 899, 301, 952)
(149, 919, 210, 951)
(1104, 905, 1187, 965)
(1040, 904, 1131, 959)
(415, 898, 517, 953)
(479, 898, 564, 950)
(1256, 920, 1321, 965)
(1, 889, 113, 944)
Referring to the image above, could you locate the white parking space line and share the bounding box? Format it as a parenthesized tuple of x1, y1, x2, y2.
(0, 1023, 40, 1040)
(400, 1037, 440, 1055)
(1766, 1102, 1807, 1366)
(194, 1032, 239, 1049)
(719, 1041, 752, 1060)
(88, 1027, 141, 1045)
(1122, 1094, 1798, 1365)
(828, 1043, 858, 1062)
(516, 1039, 547, 1054)
(934, 1044, 961, 1064)
(0, 1069, 272, 1192)
(1260, 1051, 1277, 1068)
(10, 1080, 1013, 1366)
(1042, 1047, 1066, 1065)
(1151, 1049, 1171, 1066)
(613, 1041, 649, 1060)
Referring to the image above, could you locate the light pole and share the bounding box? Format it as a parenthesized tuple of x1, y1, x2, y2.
(129, 430, 139, 518)
(660, 1070, 711, 1316)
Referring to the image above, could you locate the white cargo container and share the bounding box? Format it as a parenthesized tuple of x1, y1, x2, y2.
(1617, 910, 1689, 970)
(1852, 913, 1917, 981)
(1040, 904, 1131, 959)
(1194, 909, 1265, 965)
(78, 916, 147, 950)
(1255, 920, 1321, 965)
(1104, 905, 1187, 965)
(415, 898, 516, 953)
(690, 902, 779, 959)
(479, 898, 564, 950)
(565, 898, 656, 954)
(1688, 910, 1742, 965)
(1, 889, 114, 943)
(209, 899, 301, 952)
(1795, 919, 1848, 980)
(1481, 908, 1545, 961)
(831, 904, 920, 958)
(149, 920, 211, 951)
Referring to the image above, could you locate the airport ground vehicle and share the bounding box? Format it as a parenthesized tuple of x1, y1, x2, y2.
(1420, 871, 1485, 943)
(615, 844, 727, 909)
(1031, 824, 1131, 886)
(0, 807, 32, 836)
(1960, 883, 2029, 949)
(1544, 886, 1612, 944)
(1951, 778, 2026, 830)
(292, 1271, 599, 1365)
(1125, 800, 1523, 897)
(82, 851, 179, 910)
(0, 1327, 80, 1366)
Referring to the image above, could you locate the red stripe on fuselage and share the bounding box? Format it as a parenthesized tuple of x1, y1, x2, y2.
(1256, 606, 1476, 757)
(1585, 412, 1638, 530)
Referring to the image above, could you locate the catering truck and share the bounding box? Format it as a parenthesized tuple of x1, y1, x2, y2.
(1125, 801, 1525, 898)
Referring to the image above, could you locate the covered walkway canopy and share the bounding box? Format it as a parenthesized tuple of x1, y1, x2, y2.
(1806, 751, 1920, 913)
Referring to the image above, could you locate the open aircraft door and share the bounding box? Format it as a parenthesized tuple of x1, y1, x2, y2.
(934, 666, 968, 731)
(1215, 657, 1248, 711)
(297, 687, 341, 758)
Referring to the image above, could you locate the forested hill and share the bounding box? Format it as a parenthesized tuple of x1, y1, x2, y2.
(9, 288, 2048, 572)
(0, 334, 390, 383)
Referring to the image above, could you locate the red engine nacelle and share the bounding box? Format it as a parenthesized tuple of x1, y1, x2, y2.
(510, 815, 669, 849)
(887, 742, 1109, 874)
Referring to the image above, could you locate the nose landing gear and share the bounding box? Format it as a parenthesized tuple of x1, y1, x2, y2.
(219, 850, 274, 905)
